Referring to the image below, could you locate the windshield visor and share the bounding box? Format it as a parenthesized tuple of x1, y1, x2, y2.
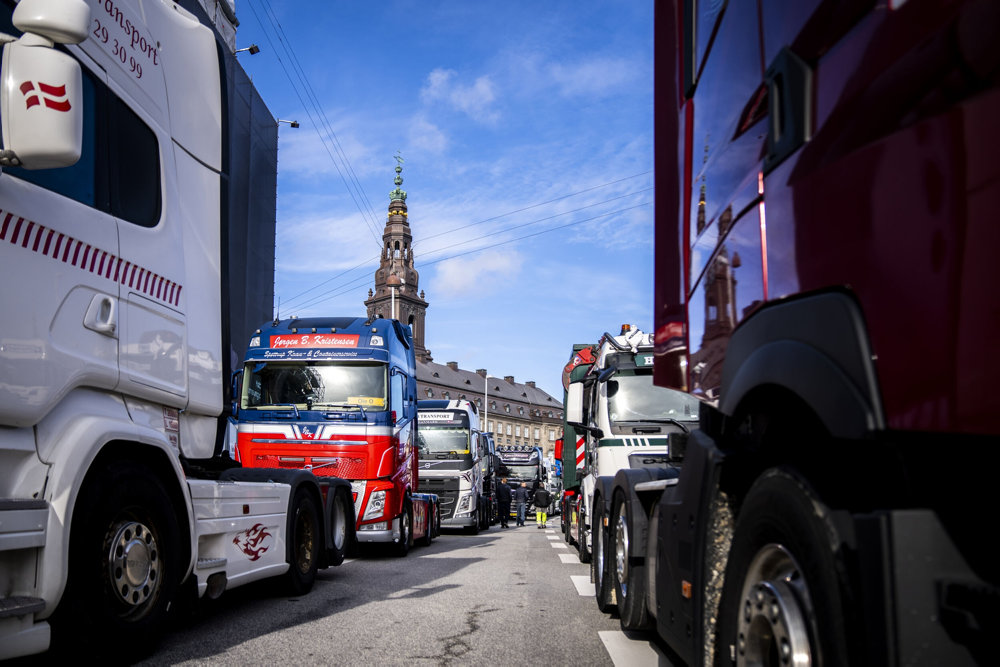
(241, 361, 387, 410)
(607, 371, 700, 427)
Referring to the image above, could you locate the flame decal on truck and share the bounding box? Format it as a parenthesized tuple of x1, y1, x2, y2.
(232, 523, 273, 561)
(19, 81, 71, 112)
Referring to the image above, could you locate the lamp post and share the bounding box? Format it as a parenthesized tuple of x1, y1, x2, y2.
(387, 273, 404, 321)
(483, 373, 499, 435)
(277, 119, 300, 128)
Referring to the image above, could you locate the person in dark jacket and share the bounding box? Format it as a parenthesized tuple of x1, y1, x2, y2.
(512, 482, 531, 526)
(496, 477, 512, 528)
(533, 486, 551, 528)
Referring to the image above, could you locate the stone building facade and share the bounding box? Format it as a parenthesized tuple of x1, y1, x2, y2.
(416, 363, 563, 458)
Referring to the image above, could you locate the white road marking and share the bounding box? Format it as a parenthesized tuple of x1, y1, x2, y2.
(558, 554, 579, 564)
(547, 535, 560, 541)
(599, 630, 673, 666)
(571, 575, 594, 596)
(551, 542, 568, 549)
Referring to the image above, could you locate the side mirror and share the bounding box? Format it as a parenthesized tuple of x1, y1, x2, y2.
(230, 371, 241, 415)
(1, 0, 89, 169)
(566, 383, 584, 423)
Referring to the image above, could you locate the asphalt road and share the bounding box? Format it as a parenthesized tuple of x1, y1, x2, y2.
(125, 516, 672, 666)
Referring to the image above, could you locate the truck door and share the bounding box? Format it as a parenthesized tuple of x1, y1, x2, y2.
(0, 23, 119, 428)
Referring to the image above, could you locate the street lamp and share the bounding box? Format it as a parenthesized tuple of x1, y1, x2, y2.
(235, 44, 260, 55)
(277, 119, 300, 128)
(483, 372, 499, 435)
(387, 273, 405, 321)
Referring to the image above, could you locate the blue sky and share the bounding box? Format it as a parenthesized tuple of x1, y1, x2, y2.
(235, 1, 655, 400)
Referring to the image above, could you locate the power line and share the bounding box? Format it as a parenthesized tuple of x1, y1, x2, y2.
(415, 169, 651, 245)
(287, 200, 651, 311)
(245, 0, 383, 247)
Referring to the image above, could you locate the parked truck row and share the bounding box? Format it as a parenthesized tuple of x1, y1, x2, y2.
(574, 1, 999, 665)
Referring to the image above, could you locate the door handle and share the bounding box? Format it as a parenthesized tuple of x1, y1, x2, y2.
(84, 293, 117, 337)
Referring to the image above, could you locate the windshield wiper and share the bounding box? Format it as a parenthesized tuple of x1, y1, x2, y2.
(263, 403, 300, 419)
(316, 403, 368, 419)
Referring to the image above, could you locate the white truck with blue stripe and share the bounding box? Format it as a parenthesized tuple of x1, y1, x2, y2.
(564, 325, 699, 613)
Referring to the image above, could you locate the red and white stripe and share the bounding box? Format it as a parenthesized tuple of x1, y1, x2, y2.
(1, 209, 182, 307)
(575, 435, 585, 468)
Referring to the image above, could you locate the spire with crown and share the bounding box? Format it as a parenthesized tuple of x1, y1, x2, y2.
(389, 151, 407, 201)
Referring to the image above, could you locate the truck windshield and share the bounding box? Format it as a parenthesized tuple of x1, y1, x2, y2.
(241, 361, 386, 410)
(504, 464, 539, 479)
(607, 371, 699, 428)
(417, 427, 471, 454)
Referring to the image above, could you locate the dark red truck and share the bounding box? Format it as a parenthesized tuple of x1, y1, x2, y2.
(594, 1, 999, 665)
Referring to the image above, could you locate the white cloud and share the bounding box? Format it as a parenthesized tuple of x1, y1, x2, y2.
(428, 249, 524, 298)
(420, 68, 500, 124)
(548, 56, 637, 98)
(409, 115, 449, 154)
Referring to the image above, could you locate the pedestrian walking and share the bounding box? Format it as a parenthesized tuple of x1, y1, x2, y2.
(533, 486, 551, 528)
(512, 482, 530, 526)
(496, 477, 512, 528)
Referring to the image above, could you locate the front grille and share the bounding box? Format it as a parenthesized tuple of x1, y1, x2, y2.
(419, 477, 460, 519)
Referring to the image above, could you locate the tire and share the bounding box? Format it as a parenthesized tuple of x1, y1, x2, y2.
(284, 487, 320, 595)
(432, 502, 441, 538)
(326, 488, 351, 567)
(577, 507, 591, 564)
(592, 497, 615, 613)
(612, 491, 650, 630)
(418, 500, 433, 547)
(715, 469, 854, 667)
(56, 461, 180, 658)
(393, 498, 413, 557)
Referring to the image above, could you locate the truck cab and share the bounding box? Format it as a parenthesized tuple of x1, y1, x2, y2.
(416, 399, 489, 533)
(235, 316, 433, 555)
(565, 326, 699, 566)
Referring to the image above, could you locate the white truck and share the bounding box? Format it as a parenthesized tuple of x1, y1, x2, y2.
(563, 325, 699, 613)
(0, 0, 353, 659)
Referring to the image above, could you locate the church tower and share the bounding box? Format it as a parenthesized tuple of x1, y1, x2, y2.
(364, 156, 432, 362)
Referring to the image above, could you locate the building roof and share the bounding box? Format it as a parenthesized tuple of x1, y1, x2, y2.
(416, 358, 563, 414)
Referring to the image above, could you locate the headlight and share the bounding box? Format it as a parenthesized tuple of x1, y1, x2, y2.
(363, 490, 386, 520)
(454, 492, 476, 515)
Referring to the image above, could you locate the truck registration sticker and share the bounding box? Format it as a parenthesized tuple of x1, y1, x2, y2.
(349, 396, 385, 407)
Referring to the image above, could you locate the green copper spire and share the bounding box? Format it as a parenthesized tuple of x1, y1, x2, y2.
(389, 152, 407, 201)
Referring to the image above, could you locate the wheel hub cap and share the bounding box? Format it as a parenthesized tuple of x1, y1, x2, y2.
(109, 520, 159, 607)
(737, 545, 812, 667)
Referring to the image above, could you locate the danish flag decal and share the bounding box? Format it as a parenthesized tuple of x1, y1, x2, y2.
(19, 81, 71, 112)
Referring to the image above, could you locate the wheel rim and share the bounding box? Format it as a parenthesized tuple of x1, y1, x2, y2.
(736, 544, 814, 667)
(294, 505, 316, 574)
(614, 503, 629, 597)
(331, 496, 347, 551)
(400, 510, 410, 544)
(107, 519, 160, 608)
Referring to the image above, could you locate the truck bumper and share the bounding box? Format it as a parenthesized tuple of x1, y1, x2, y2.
(355, 515, 404, 543)
(441, 513, 476, 528)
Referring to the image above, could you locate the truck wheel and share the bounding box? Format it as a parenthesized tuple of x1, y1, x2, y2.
(432, 502, 442, 538)
(285, 487, 320, 595)
(715, 469, 853, 667)
(56, 461, 180, 657)
(592, 499, 615, 613)
(612, 491, 651, 630)
(393, 499, 413, 557)
(577, 512, 591, 564)
(326, 488, 352, 567)
(418, 500, 434, 547)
